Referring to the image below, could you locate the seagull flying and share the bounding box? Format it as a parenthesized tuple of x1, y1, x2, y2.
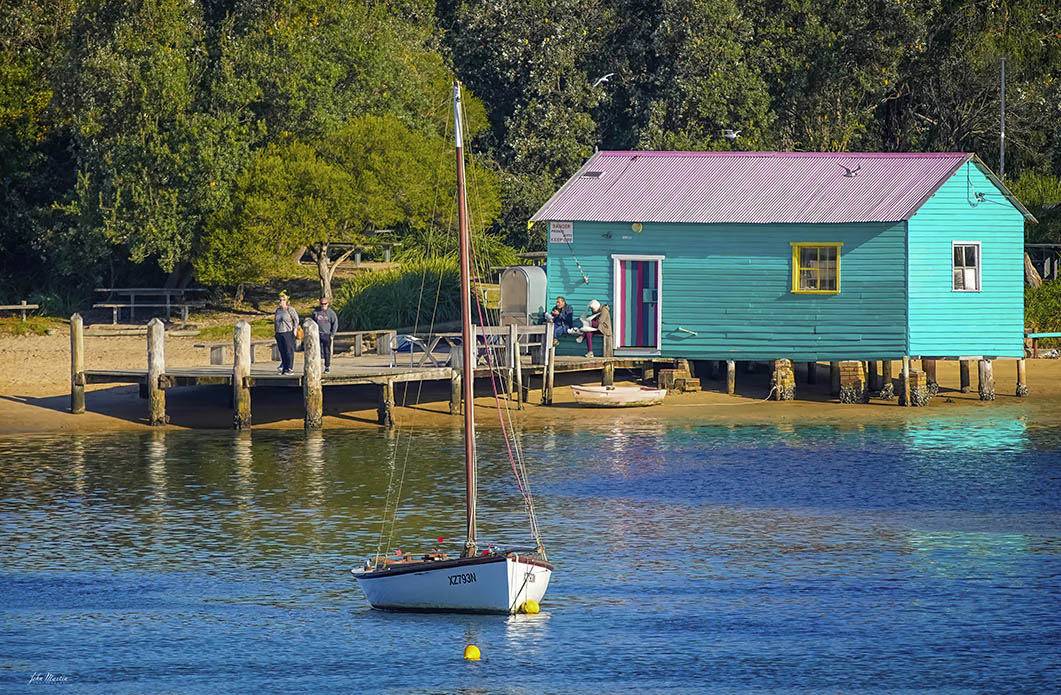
(722, 129, 740, 140)
(592, 73, 615, 88)
(838, 162, 862, 177)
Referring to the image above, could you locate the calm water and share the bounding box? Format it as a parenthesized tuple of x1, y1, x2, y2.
(2, 417, 1060, 694)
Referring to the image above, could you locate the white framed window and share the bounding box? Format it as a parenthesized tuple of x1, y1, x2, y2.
(952, 241, 981, 292)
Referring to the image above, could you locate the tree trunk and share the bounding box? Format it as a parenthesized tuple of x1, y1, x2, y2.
(1025, 252, 1042, 288)
(234, 282, 245, 307)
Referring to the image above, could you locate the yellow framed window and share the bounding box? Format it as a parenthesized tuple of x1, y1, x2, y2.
(791, 243, 842, 294)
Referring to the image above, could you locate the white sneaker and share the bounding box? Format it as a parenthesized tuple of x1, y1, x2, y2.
(576, 335, 584, 343)
(277, 366, 284, 374)
(585, 351, 594, 358)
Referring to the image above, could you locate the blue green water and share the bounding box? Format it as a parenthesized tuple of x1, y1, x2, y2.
(1, 417, 1059, 694)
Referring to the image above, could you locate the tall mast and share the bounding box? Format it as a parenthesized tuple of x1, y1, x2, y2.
(454, 82, 478, 558)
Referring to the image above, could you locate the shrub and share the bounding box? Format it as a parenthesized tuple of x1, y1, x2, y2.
(1026, 278, 1061, 346)
(333, 258, 462, 330)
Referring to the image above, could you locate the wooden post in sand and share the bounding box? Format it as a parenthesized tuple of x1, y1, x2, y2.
(602, 361, 614, 387)
(959, 360, 971, 393)
(303, 320, 323, 429)
(977, 359, 995, 401)
(147, 318, 167, 426)
(70, 313, 85, 414)
(1016, 358, 1028, 397)
(830, 361, 840, 396)
(542, 340, 556, 405)
(233, 320, 252, 430)
(901, 356, 911, 407)
(507, 323, 517, 401)
(450, 343, 463, 415)
(377, 378, 394, 427)
(514, 335, 525, 408)
(806, 361, 817, 385)
(726, 360, 736, 395)
(866, 361, 878, 390)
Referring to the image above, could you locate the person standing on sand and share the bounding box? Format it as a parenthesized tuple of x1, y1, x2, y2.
(310, 297, 339, 374)
(274, 292, 299, 375)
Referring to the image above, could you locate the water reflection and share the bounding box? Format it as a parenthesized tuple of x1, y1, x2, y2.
(0, 423, 1058, 695)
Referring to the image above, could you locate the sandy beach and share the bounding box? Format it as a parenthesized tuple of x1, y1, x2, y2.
(2, 329, 1059, 434)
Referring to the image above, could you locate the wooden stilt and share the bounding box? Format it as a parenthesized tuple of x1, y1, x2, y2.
(233, 320, 252, 429)
(450, 342, 463, 415)
(303, 320, 323, 429)
(1016, 358, 1028, 397)
(147, 318, 167, 426)
(710, 360, 721, 380)
(867, 361, 878, 390)
(602, 362, 614, 387)
(806, 361, 817, 385)
(514, 339, 525, 409)
(830, 361, 840, 396)
(978, 359, 995, 400)
(70, 313, 85, 414)
(726, 360, 735, 395)
(901, 356, 911, 407)
(377, 378, 394, 426)
(924, 359, 937, 391)
(543, 340, 556, 405)
(960, 360, 971, 393)
(507, 324, 518, 402)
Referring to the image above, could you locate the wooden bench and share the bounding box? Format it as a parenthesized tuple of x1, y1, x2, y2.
(1026, 332, 1061, 357)
(0, 300, 39, 320)
(333, 330, 396, 357)
(93, 301, 206, 323)
(195, 339, 276, 365)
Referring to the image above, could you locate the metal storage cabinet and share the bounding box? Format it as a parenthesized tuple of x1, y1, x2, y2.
(499, 266, 548, 326)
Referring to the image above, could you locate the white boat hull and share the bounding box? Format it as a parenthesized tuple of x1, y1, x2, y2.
(571, 385, 667, 407)
(354, 553, 552, 614)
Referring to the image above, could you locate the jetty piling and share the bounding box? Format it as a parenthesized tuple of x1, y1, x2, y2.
(726, 360, 735, 395)
(147, 318, 167, 426)
(450, 342, 463, 415)
(377, 378, 394, 426)
(70, 313, 85, 414)
(1017, 358, 1028, 397)
(960, 360, 972, 392)
(901, 356, 911, 407)
(830, 362, 840, 396)
(233, 321, 252, 429)
(978, 359, 995, 400)
(303, 319, 323, 429)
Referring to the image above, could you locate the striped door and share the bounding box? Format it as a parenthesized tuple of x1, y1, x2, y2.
(617, 259, 659, 348)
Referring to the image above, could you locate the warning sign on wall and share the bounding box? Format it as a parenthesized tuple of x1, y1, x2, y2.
(549, 221, 573, 244)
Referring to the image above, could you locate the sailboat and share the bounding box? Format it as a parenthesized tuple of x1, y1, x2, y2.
(351, 83, 553, 614)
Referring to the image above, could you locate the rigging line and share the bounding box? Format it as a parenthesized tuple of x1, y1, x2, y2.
(461, 108, 545, 551)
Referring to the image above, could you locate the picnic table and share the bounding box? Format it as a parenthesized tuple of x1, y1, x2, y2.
(94, 288, 207, 323)
(0, 300, 39, 320)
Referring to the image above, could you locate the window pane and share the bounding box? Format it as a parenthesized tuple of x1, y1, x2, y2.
(823, 247, 836, 262)
(799, 269, 817, 290)
(954, 247, 964, 267)
(965, 268, 978, 291)
(821, 274, 836, 291)
(966, 245, 978, 268)
(954, 267, 964, 289)
(800, 247, 817, 268)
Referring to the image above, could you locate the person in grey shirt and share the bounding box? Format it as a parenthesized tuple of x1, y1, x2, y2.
(274, 292, 299, 375)
(310, 297, 339, 373)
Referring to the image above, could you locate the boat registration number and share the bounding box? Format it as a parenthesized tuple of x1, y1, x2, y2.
(448, 572, 476, 585)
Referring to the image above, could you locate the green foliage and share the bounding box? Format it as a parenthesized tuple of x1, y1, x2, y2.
(332, 258, 461, 330)
(0, 316, 55, 336)
(1010, 171, 1061, 243)
(196, 319, 275, 340)
(1025, 278, 1061, 334)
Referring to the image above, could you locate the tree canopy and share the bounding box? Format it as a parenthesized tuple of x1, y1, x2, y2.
(1, 0, 1059, 300)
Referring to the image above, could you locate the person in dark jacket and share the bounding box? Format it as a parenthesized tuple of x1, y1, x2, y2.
(274, 291, 299, 375)
(544, 296, 573, 343)
(310, 296, 339, 373)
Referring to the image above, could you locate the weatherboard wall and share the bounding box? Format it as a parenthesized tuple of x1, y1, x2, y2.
(907, 161, 1026, 357)
(546, 220, 908, 360)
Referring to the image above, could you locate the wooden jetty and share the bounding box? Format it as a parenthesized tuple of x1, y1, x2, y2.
(69, 314, 636, 429)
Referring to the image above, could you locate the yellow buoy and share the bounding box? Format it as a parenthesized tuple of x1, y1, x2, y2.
(463, 644, 481, 661)
(519, 600, 540, 614)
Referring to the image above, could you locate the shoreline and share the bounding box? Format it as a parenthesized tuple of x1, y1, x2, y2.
(3, 332, 1060, 435)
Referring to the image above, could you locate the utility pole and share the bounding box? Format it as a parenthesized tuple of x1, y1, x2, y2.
(1000, 57, 1006, 181)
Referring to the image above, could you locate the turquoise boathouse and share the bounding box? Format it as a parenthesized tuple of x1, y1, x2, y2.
(530, 151, 1035, 361)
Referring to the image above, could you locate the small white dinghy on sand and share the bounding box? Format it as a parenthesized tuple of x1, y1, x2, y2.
(570, 385, 667, 407)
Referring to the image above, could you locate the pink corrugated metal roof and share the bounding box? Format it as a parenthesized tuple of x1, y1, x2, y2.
(530, 151, 976, 224)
